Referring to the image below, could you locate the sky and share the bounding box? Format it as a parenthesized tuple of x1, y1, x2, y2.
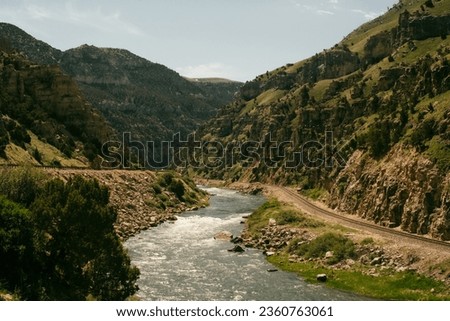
(0, 0, 398, 82)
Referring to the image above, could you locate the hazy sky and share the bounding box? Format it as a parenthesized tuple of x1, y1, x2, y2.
(0, 0, 397, 81)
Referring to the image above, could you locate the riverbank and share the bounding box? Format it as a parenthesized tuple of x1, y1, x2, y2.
(237, 198, 450, 300)
(125, 187, 363, 300)
(46, 169, 209, 240)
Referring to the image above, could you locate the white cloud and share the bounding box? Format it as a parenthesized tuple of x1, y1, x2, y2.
(25, 5, 51, 20)
(176, 63, 241, 80)
(329, 0, 339, 3)
(64, 2, 144, 36)
(317, 10, 335, 15)
(294, 2, 335, 16)
(8, 1, 144, 37)
(352, 9, 382, 20)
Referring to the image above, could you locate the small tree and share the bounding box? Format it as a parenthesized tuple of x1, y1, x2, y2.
(367, 122, 391, 158)
(169, 179, 186, 200)
(31, 176, 139, 300)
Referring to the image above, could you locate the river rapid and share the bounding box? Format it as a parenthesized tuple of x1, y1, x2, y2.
(125, 187, 363, 301)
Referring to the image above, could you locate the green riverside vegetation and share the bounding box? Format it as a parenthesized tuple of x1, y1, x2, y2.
(246, 199, 450, 300)
(0, 167, 139, 300)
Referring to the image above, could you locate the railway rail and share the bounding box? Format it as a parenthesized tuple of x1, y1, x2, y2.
(278, 186, 450, 252)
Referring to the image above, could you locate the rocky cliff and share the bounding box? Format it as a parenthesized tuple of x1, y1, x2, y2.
(194, 0, 450, 240)
(329, 148, 450, 240)
(0, 50, 115, 166)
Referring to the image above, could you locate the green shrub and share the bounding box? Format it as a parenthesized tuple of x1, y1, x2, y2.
(247, 199, 323, 235)
(158, 172, 174, 187)
(0, 167, 45, 207)
(169, 179, 185, 200)
(0, 171, 139, 301)
(157, 193, 170, 203)
(361, 237, 375, 245)
(303, 188, 326, 200)
(151, 183, 162, 194)
(277, 210, 323, 228)
(410, 118, 436, 150)
(0, 196, 35, 298)
(31, 148, 42, 163)
(367, 122, 391, 158)
(293, 233, 356, 265)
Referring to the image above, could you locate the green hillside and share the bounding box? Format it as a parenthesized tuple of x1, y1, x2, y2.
(195, 0, 450, 240)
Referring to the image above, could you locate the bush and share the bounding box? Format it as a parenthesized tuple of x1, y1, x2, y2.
(169, 179, 185, 200)
(277, 210, 323, 228)
(293, 233, 356, 265)
(9, 123, 31, 148)
(32, 148, 42, 163)
(151, 183, 162, 194)
(0, 196, 35, 297)
(410, 118, 436, 150)
(367, 122, 391, 158)
(0, 167, 45, 207)
(361, 237, 375, 245)
(158, 172, 174, 187)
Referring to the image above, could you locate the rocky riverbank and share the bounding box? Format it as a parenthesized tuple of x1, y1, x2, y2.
(46, 169, 209, 240)
(233, 198, 450, 300)
(240, 222, 429, 277)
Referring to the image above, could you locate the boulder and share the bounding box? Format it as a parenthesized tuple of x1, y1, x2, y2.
(370, 257, 383, 266)
(214, 231, 233, 241)
(325, 251, 334, 259)
(228, 245, 245, 253)
(231, 236, 243, 244)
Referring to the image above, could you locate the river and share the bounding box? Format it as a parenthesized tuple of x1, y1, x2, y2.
(125, 187, 363, 300)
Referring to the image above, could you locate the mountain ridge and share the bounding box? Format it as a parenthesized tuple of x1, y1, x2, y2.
(0, 22, 242, 165)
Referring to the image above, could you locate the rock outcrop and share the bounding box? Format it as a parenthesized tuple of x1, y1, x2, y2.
(364, 11, 450, 63)
(328, 148, 449, 238)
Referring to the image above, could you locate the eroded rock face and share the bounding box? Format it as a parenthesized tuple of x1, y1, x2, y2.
(430, 176, 450, 240)
(364, 11, 450, 63)
(328, 147, 449, 240)
(0, 51, 114, 161)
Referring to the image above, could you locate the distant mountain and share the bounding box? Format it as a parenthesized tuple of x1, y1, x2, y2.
(0, 23, 62, 64)
(0, 23, 242, 165)
(59, 45, 241, 147)
(194, 0, 450, 239)
(185, 77, 242, 110)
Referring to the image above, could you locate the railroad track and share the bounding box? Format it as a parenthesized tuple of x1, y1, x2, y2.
(278, 186, 450, 251)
